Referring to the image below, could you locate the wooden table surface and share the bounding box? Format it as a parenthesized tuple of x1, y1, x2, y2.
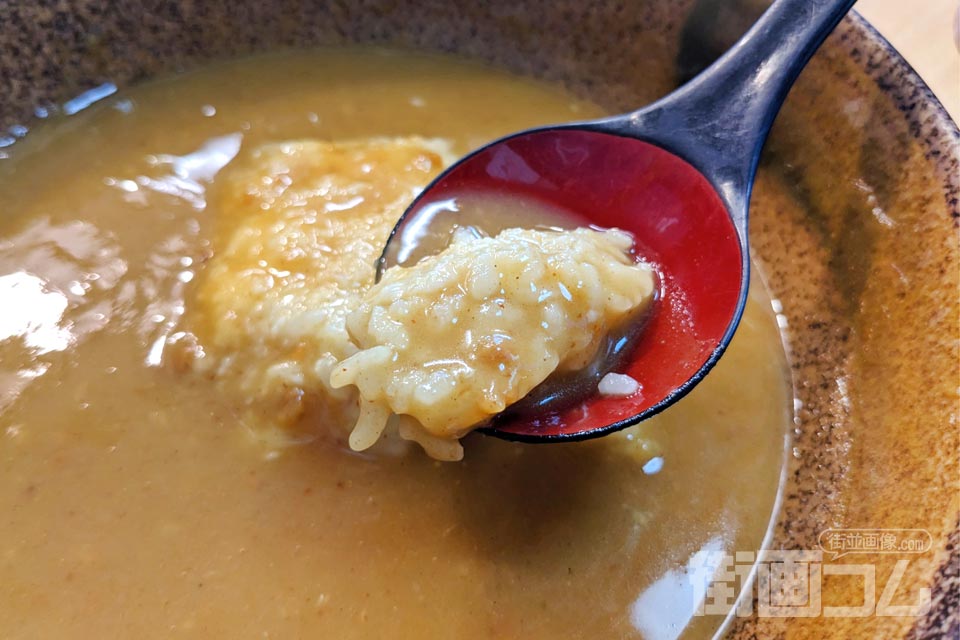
(855, 0, 959, 122)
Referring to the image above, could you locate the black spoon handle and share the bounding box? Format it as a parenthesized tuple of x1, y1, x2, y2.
(597, 0, 857, 230)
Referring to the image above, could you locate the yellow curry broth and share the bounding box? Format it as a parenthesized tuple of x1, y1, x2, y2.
(0, 50, 789, 639)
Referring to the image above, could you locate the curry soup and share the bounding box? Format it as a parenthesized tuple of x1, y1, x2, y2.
(0, 50, 790, 640)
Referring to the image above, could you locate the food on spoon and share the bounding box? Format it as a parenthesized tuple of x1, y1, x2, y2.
(178, 136, 653, 459)
(598, 372, 641, 397)
(332, 226, 655, 457)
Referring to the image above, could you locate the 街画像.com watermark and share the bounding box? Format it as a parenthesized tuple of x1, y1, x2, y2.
(689, 528, 934, 618)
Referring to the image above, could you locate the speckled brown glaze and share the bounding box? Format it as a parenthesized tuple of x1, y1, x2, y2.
(0, 1, 955, 637)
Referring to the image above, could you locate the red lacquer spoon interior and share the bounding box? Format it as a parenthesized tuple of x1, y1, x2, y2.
(378, 0, 855, 442)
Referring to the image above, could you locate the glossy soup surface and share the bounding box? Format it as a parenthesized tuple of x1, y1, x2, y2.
(0, 50, 790, 639)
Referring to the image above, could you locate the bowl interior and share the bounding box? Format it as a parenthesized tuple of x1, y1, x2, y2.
(0, 1, 956, 637)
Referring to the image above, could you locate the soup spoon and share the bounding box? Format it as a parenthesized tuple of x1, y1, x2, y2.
(377, 0, 855, 442)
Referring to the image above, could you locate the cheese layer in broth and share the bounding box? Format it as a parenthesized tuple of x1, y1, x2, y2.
(178, 137, 654, 460)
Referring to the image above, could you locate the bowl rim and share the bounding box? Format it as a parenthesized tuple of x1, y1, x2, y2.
(715, 10, 958, 640)
(848, 9, 960, 148)
(848, 9, 960, 135)
(856, 5, 960, 633)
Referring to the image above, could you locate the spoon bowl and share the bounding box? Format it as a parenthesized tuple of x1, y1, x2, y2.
(381, 129, 743, 440)
(378, 0, 856, 441)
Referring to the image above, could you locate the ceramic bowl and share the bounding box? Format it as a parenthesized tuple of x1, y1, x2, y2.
(0, 1, 955, 637)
